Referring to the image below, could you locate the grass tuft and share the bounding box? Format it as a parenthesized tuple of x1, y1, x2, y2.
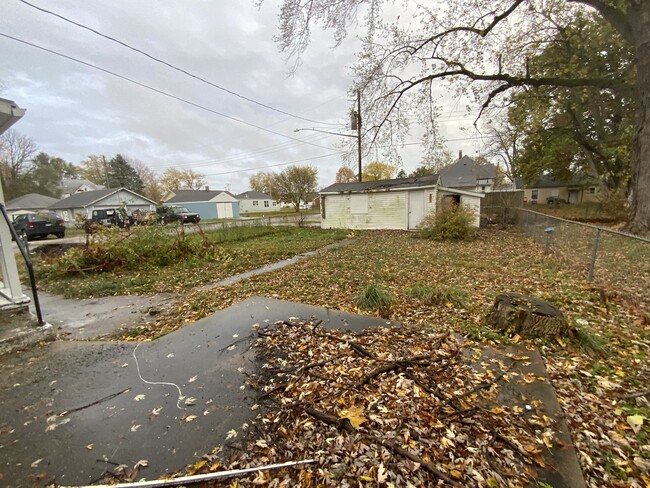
(574, 327, 608, 357)
(406, 281, 469, 308)
(355, 283, 393, 318)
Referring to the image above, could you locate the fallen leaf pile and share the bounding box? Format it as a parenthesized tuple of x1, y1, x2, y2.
(176, 320, 567, 487)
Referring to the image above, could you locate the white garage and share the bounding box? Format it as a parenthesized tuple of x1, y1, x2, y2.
(320, 175, 483, 230)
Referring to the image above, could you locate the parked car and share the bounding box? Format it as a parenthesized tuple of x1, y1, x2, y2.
(12, 211, 66, 241)
(157, 205, 201, 224)
(84, 208, 132, 233)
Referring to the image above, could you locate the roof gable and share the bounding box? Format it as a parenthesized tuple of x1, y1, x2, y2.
(61, 178, 104, 195)
(321, 174, 439, 194)
(166, 189, 230, 203)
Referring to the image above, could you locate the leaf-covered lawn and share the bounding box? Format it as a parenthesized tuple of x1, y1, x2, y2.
(139, 229, 648, 487)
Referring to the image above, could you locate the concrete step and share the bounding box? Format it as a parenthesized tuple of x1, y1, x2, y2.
(0, 308, 54, 356)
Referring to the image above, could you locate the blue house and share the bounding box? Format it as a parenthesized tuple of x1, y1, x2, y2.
(163, 189, 240, 220)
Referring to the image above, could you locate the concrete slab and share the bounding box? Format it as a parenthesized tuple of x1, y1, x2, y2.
(476, 345, 586, 488)
(29, 291, 175, 341)
(0, 297, 394, 486)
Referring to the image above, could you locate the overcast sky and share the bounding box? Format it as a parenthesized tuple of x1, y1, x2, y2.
(0, 0, 485, 193)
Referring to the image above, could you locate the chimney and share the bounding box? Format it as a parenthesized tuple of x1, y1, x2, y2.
(204, 185, 209, 191)
(459, 150, 463, 160)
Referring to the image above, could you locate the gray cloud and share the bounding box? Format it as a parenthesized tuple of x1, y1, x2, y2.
(0, 0, 480, 193)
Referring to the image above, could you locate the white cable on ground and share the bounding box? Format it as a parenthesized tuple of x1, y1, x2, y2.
(132, 343, 185, 410)
(61, 459, 315, 488)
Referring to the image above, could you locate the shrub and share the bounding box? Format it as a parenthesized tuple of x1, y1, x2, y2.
(418, 204, 476, 240)
(355, 283, 393, 318)
(42, 225, 224, 275)
(406, 281, 469, 308)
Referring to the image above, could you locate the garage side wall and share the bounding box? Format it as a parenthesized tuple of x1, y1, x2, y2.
(321, 191, 408, 229)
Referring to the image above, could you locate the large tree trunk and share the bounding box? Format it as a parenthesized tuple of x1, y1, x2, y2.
(627, 0, 650, 233)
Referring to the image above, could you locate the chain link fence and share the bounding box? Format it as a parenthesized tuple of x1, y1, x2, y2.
(512, 208, 650, 305)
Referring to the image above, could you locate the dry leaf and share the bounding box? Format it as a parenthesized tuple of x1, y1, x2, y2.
(627, 415, 645, 434)
(131, 424, 141, 432)
(134, 394, 146, 401)
(339, 407, 367, 429)
(183, 415, 197, 423)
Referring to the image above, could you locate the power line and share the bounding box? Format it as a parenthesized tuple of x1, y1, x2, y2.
(16, 0, 339, 127)
(157, 132, 333, 169)
(201, 151, 344, 177)
(171, 134, 494, 172)
(0, 32, 338, 152)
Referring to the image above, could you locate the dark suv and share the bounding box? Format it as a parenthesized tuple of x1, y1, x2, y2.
(12, 211, 66, 241)
(157, 205, 201, 224)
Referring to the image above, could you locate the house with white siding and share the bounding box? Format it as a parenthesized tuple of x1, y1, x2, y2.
(236, 191, 281, 213)
(319, 175, 483, 230)
(163, 189, 239, 219)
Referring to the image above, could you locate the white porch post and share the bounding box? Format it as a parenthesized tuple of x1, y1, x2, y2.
(0, 180, 29, 305)
(0, 97, 29, 309)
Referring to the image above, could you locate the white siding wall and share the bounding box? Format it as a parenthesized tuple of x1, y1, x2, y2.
(461, 195, 482, 227)
(239, 199, 280, 213)
(322, 191, 408, 230)
(424, 188, 437, 216)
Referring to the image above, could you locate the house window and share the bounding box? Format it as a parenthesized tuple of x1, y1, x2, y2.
(253, 200, 258, 206)
(321, 196, 326, 219)
(428, 193, 433, 203)
(531, 190, 538, 200)
(481, 186, 486, 192)
(272, 201, 276, 206)
(350, 193, 369, 214)
(264, 201, 269, 207)
(589, 187, 596, 194)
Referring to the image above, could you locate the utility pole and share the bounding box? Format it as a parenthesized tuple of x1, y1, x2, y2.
(356, 89, 362, 182)
(102, 155, 110, 187)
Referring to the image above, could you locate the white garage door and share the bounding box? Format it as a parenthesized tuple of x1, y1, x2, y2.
(217, 202, 233, 219)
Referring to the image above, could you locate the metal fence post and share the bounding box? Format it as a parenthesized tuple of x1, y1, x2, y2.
(588, 228, 601, 283)
(525, 210, 530, 235)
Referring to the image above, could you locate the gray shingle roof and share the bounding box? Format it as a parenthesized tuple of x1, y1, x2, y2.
(320, 175, 439, 194)
(439, 156, 497, 188)
(6, 193, 59, 210)
(48, 189, 119, 209)
(526, 174, 598, 188)
(236, 191, 273, 200)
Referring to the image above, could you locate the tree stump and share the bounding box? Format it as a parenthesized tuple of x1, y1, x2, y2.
(487, 293, 570, 339)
